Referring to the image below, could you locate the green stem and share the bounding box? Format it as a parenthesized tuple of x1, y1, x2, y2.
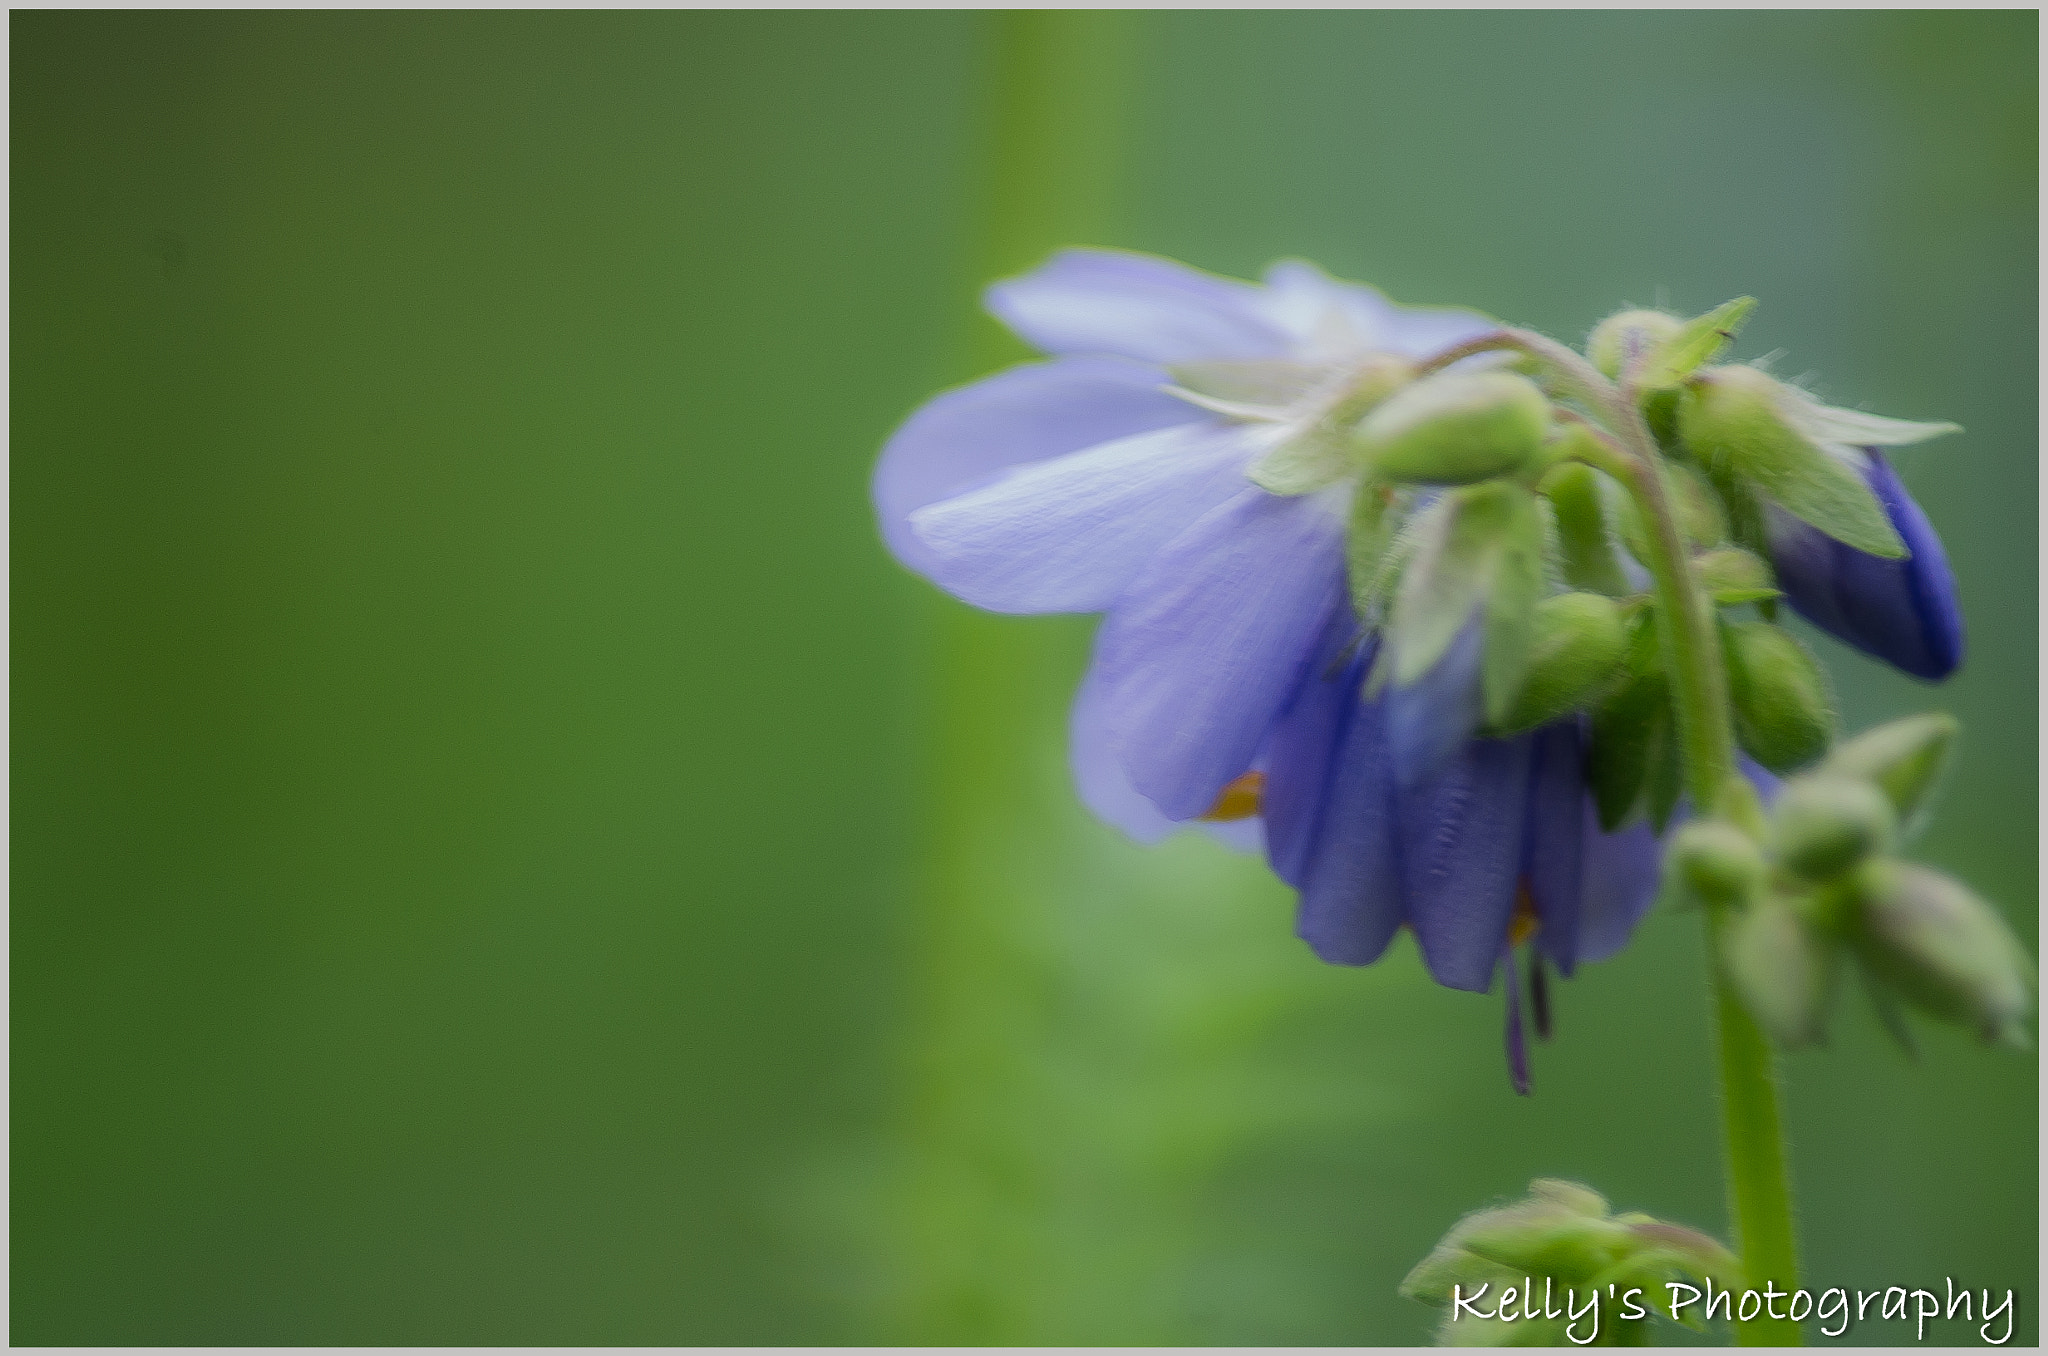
(1441, 328, 1803, 1343)
(1610, 383, 1804, 1348)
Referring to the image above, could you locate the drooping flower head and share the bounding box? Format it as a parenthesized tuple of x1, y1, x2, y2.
(875, 250, 1965, 1090)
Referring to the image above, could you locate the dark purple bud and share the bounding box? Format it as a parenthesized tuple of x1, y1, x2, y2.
(1766, 449, 1963, 680)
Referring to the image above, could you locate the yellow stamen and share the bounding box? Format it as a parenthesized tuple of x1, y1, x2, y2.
(1202, 770, 1265, 821)
(1509, 883, 1541, 948)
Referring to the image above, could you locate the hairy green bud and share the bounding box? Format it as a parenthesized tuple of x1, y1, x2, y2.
(1772, 774, 1896, 882)
(1722, 891, 1833, 1049)
(1820, 713, 1958, 833)
(1852, 861, 2034, 1048)
(1724, 620, 1833, 774)
(1354, 370, 1550, 484)
(1667, 820, 1766, 907)
(1494, 592, 1629, 733)
(1588, 308, 1683, 381)
(1536, 461, 1632, 597)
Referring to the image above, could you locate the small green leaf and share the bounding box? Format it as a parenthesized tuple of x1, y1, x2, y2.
(1391, 483, 1518, 687)
(1345, 480, 1399, 616)
(1640, 296, 1756, 390)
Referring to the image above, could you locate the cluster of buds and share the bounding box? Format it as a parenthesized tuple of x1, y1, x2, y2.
(1668, 716, 2034, 1050)
(1198, 290, 1952, 792)
(1401, 1178, 1739, 1345)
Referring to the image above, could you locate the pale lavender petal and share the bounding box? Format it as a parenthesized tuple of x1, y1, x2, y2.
(987, 248, 1293, 364)
(1260, 623, 1368, 888)
(1293, 666, 1405, 967)
(1523, 721, 1587, 976)
(1258, 260, 1495, 360)
(1069, 659, 1180, 845)
(874, 355, 1202, 577)
(1090, 488, 1348, 821)
(1388, 616, 1484, 790)
(908, 422, 1259, 614)
(1400, 736, 1533, 992)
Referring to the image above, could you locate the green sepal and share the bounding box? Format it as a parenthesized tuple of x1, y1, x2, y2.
(1344, 480, 1399, 618)
(1771, 773, 1897, 882)
(1819, 712, 1958, 834)
(1390, 482, 1537, 689)
(1721, 889, 1835, 1049)
(1692, 545, 1773, 596)
(1481, 491, 1546, 726)
(1167, 358, 1332, 409)
(1723, 619, 1835, 774)
(1246, 427, 1352, 496)
(1666, 820, 1767, 909)
(1589, 669, 1673, 831)
(1536, 461, 1632, 597)
(1678, 366, 1906, 558)
(1492, 592, 1629, 734)
(1639, 296, 1757, 391)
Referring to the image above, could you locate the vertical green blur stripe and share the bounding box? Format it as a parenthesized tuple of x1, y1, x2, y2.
(894, 11, 1134, 1342)
(1712, 950, 1803, 1346)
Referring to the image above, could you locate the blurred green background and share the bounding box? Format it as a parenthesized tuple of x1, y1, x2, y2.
(12, 10, 2035, 1345)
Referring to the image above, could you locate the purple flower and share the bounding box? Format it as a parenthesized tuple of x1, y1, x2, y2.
(873, 249, 1683, 1088)
(1765, 448, 1963, 681)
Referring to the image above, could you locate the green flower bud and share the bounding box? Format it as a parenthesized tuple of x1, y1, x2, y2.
(1587, 308, 1682, 380)
(1403, 1180, 1738, 1346)
(1535, 461, 1631, 597)
(1493, 592, 1628, 733)
(1677, 365, 1906, 558)
(1354, 370, 1550, 484)
(1667, 820, 1766, 908)
(1819, 712, 1958, 832)
(1721, 890, 1834, 1048)
(1852, 861, 2034, 1048)
(1723, 620, 1833, 774)
(1772, 774, 1896, 882)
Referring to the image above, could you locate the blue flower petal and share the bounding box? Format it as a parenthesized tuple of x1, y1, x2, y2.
(987, 248, 1294, 364)
(1293, 663, 1405, 967)
(1573, 812, 1662, 965)
(1766, 449, 1964, 680)
(1261, 624, 1368, 889)
(874, 355, 1202, 578)
(1388, 617, 1484, 790)
(908, 422, 1259, 614)
(1523, 721, 1587, 977)
(1089, 487, 1347, 821)
(1400, 735, 1533, 992)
